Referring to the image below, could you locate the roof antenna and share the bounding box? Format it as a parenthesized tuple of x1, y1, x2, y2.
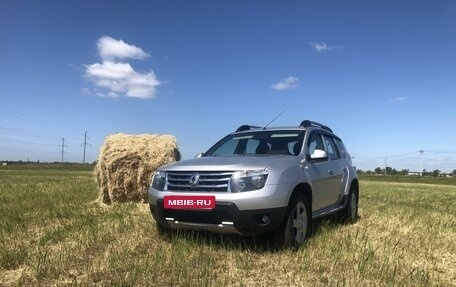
(263, 111, 285, 130)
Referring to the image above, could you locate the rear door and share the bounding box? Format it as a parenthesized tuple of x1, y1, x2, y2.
(321, 134, 346, 205)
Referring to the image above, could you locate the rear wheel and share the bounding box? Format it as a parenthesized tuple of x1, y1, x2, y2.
(272, 194, 311, 250)
(339, 185, 358, 223)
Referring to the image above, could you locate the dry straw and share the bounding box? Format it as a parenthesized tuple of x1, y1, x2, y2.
(95, 133, 180, 204)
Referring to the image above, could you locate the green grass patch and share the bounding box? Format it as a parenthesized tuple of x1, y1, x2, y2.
(360, 174, 456, 185)
(0, 168, 455, 286)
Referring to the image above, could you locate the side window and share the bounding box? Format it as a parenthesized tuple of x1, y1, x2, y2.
(211, 139, 239, 155)
(308, 133, 324, 156)
(245, 139, 260, 154)
(323, 135, 341, 160)
(334, 139, 347, 158)
(288, 141, 300, 155)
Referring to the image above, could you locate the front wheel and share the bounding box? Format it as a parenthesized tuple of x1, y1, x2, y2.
(155, 221, 172, 236)
(271, 194, 311, 250)
(149, 204, 173, 236)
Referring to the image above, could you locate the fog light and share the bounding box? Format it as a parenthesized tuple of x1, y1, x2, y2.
(261, 214, 271, 225)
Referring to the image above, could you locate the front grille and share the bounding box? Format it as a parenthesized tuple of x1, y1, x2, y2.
(166, 171, 233, 192)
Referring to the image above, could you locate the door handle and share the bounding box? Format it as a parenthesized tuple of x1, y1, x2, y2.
(328, 169, 334, 175)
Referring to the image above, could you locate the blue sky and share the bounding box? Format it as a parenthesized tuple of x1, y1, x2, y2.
(1, 1, 456, 172)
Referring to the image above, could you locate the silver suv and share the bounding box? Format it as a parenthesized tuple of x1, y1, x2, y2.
(148, 120, 359, 249)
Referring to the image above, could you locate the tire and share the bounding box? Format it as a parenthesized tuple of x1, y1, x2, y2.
(271, 194, 311, 250)
(149, 204, 173, 236)
(155, 221, 173, 236)
(339, 185, 358, 223)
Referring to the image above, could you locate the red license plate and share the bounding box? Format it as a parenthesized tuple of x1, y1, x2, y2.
(163, 195, 216, 210)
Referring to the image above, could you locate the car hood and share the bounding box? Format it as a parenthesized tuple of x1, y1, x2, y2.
(159, 155, 289, 171)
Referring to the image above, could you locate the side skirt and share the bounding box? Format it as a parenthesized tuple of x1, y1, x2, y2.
(311, 194, 348, 219)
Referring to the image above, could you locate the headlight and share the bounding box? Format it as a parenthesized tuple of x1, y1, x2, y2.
(151, 170, 166, 191)
(230, 170, 268, 193)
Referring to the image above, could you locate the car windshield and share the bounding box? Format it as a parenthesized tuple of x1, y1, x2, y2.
(206, 130, 305, 156)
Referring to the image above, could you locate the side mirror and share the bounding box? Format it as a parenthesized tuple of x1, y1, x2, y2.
(305, 154, 311, 161)
(310, 149, 328, 160)
(195, 153, 204, 158)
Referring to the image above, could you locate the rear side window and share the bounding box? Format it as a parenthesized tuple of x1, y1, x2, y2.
(334, 138, 347, 158)
(323, 135, 340, 160)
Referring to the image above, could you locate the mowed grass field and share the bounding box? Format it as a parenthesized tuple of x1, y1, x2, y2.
(1, 167, 455, 286)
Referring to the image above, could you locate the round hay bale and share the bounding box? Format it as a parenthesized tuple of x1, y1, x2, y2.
(95, 133, 180, 204)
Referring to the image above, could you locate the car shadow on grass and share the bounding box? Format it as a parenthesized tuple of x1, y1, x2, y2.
(154, 214, 360, 253)
(157, 227, 274, 253)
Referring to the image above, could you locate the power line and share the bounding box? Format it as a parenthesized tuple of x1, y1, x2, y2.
(386, 151, 419, 158)
(423, 150, 456, 154)
(0, 132, 99, 161)
(0, 88, 91, 126)
(0, 126, 58, 142)
(0, 111, 63, 132)
(0, 111, 82, 140)
(0, 146, 59, 153)
(0, 137, 58, 146)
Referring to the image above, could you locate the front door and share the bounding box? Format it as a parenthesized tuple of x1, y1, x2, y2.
(305, 133, 345, 211)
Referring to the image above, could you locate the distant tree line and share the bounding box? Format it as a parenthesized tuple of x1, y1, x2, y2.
(0, 160, 96, 166)
(356, 167, 456, 177)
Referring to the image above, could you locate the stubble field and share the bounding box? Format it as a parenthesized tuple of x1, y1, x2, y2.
(0, 166, 455, 286)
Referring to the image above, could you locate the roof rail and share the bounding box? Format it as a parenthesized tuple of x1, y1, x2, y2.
(299, 120, 333, 133)
(236, 125, 261, 132)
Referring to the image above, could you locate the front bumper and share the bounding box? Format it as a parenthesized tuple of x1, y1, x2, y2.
(150, 200, 287, 236)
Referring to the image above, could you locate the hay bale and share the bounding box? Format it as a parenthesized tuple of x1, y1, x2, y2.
(95, 133, 180, 204)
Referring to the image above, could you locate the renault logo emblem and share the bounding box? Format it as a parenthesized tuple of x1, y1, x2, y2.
(189, 173, 200, 188)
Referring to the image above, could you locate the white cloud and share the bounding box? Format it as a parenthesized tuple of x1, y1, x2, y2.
(86, 61, 134, 80)
(84, 36, 160, 99)
(309, 41, 342, 52)
(85, 61, 159, 99)
(97, 36, 150, 61)
(271, 77, 299, 91)
(389, 96, 407, 102)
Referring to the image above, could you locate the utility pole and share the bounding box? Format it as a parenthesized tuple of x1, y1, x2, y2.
(82, 131, 91, 164)
(384, 156, 387, 175)
(59, 137, 66, 163)
(419, 150, 424, 176)
(83, 131, 87, 164)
